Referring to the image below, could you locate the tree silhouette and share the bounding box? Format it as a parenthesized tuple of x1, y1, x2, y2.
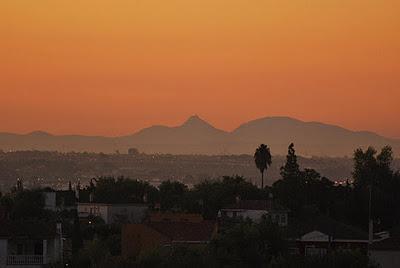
(254, 144, 272, 189)
(280, 143, 300, 180)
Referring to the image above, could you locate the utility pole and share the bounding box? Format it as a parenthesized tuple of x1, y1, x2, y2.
(368, 184, 373, 254)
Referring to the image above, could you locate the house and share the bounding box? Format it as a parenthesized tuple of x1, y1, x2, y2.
(122, 213, 217, 257)
(0, 221, 63, 268)
(55, 190, 77, 211)
(288, 216, 385, 257)
(370, 228, 400, 268)
(41, 190, 77, 212)
(77, 203, 148, 224)
(218, 199, 289, 226)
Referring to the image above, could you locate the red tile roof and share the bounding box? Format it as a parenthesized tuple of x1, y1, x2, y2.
(148, 221, 216, 242)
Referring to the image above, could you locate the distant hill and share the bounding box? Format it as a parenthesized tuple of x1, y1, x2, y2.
(1, 116, 399, 156)
(230, 117, 400, 156)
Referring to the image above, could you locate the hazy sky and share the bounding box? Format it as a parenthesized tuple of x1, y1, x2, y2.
(1, 0, 399, 137)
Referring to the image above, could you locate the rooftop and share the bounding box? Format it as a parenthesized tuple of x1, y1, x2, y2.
(287, 216, 369, 241)
(148, 221, 216, 242)
(223, 200, 288, 212)
(78, 202, 148, 207)
(0, 220, 58, 239)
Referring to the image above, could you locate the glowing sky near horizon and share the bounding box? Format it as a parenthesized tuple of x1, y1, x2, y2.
(0, 0, 399, 137)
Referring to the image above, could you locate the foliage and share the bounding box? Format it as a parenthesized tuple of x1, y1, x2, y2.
(268, 250, 378, 268)
(254, 144, 272, 189)
(350, 146, 400, 230)
(92, 176, 159, 205)
(210, 218, 287, 267)
(159, 180, 188, 211)
(280, 143, 301, 180)
(273, 143, 306, 215)
(273, 143, 400, 232)
(9, 189, 52, 220)
(190, 176, 266, 219)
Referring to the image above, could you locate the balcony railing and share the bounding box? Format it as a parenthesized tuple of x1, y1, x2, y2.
(7, 255, 44, 265)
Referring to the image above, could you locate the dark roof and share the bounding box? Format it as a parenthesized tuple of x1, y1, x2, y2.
(223, 200, 288, 212)
(148, 221, 216, 242)
(0, 220, 58, 239)
(371, 227, 400, 251)
(288, 216, 368, 241)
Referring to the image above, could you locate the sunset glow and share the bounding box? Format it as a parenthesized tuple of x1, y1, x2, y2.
(1, 0, 399, 137)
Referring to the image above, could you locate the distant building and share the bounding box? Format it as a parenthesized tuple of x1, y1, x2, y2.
(288, 216, 386, 257)
(219, 199, 289, 226)
(77, 203, 148, 224)
(55, 190, 77, 211)
(41, 190, 76, 212)
(122, 213, 216, 258)
(0, 221, 63, 267)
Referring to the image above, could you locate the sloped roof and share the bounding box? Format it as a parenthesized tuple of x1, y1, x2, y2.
(148, 221, 216, 242)
(288, 216, 368, 241)
(0, 220, 57, 239)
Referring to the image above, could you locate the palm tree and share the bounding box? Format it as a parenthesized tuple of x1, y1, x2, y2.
(254, 144, 272, 189)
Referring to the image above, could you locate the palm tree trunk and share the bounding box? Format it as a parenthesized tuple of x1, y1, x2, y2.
(261, 172, 264, 189)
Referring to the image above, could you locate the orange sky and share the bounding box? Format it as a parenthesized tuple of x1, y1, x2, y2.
(0, 0, 399, 137)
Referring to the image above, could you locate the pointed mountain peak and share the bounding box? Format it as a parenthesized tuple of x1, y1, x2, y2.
(182, 115, 211, 127)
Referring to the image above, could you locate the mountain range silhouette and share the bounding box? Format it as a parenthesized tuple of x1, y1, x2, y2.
(1, 116, 399, 156)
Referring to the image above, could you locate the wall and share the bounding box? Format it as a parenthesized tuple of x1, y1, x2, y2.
(78, 203, 109, 223)
(108, 205, 148, 224)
